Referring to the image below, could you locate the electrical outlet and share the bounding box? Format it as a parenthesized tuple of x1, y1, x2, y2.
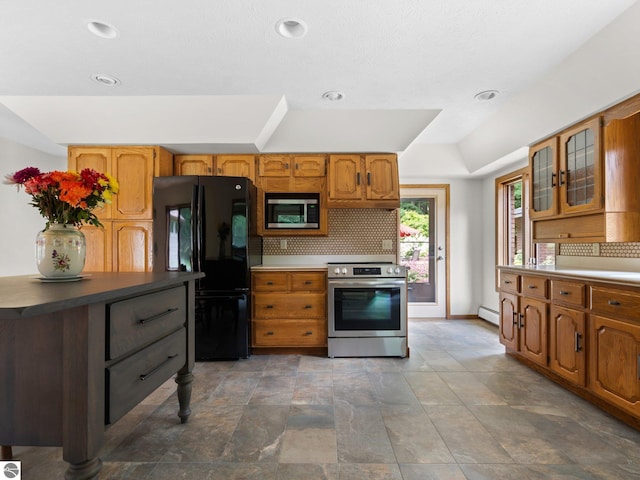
(280, 239, 287, 250)
(592, 243, 600, 255)
(382, 239, 392, 250)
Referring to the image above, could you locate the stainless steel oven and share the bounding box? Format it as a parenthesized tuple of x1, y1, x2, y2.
(328, 263, 407, 358)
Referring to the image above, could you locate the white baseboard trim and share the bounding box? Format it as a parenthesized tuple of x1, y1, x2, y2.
(478, 306, 499, 326)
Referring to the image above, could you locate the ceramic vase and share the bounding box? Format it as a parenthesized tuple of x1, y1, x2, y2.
(35, 224, 86, 278)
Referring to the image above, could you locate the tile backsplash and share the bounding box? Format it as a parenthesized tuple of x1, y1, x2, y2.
(560, 243, 640, 257)
(262, 209, 398, 256)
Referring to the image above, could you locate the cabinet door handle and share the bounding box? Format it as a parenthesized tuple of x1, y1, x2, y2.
(266, 281, 274, 285)
(356, 172, 361, 185)
(519, 313, 525, 329)
(304, 331, 313, 336)
(266, 331, 275, 335)
(559, 290, 570, 296)
(265, 305, 274, 309)
(528, 285, 537, 289)
(285, 163, 290, 169)
(504, 280, 512, 284)
(608, 300, 621, 306)
(304, 280, 312, 285)
(139, 307, 179, 325)
(217, 167, 222, 174)
(638, 354, 640, 380)
(551, 172, 557, 188)
(512, 312, 518, 326)
(367, 172, 371, 185)
(304, 305, 313, 309)
(574, 332, 582, 352)
(559, 170, 565, 186)
(139, 354, 179, 381)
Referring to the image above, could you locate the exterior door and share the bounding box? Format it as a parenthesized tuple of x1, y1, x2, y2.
(399, 186, 448, 318)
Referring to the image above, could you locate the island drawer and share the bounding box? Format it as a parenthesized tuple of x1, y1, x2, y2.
(591, 286, 640, 319)
(252, 319, 327, 347)
(551, 280, 586, 307)
(252, 293, 326, 319)
(107, 286, 186, 360)
(106, 328, 186, 424)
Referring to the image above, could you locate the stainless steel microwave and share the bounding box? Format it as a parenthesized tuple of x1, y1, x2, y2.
(265, 193, 320, 229)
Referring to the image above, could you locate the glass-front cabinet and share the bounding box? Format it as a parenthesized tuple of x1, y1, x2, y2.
(529, 117, 602, 221)
(559, 117, 602, 215)
(530, 137, 558, 219)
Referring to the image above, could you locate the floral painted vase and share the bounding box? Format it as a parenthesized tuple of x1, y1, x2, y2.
(35, 224, 86, 278)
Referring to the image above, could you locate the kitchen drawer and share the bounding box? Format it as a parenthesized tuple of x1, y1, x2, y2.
(107, 328, 186, 424)
(291, 272, 326, 291)
(591, 286, 640, 320)
(107, 286, 186, 360)
(500, 272, 520, 294)
(521, 275, 548, 300)
(252, 272, 289, 292)
(252, 319, 327, 347)
(253, 293, 326, 319)
(551, 280, 586, 308)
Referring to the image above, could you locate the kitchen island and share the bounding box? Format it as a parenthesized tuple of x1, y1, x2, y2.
(0, 271, 203, 479)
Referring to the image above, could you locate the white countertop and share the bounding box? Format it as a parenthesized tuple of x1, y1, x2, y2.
(497, 264, 640, 286)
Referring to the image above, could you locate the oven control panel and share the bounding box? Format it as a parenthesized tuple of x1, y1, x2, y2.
(328, 263, 406, 278)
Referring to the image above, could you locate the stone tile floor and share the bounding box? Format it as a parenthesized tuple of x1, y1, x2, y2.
(13, 319, 640, 479)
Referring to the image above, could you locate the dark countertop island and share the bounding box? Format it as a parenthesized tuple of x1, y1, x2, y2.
(0, 271, 204, 479)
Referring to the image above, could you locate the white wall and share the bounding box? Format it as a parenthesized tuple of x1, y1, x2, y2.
(0, 137, 66, 276)
(479, 158, 529, 318)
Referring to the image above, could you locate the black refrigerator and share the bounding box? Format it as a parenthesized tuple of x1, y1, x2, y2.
(152, 176, 262, 360)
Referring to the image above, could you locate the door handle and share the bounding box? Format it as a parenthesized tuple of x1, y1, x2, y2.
(574, 332, 582, 352)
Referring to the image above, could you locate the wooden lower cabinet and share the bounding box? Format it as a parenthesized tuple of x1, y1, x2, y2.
(498, 266, 640, 429)
(549, 305, 586, 387)
(519, 296, 548, 367)
(590, 314, 640, 416)
(251, 270, 327, 352)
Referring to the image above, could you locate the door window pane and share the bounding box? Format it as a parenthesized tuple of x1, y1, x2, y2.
(400, 198, 435, 302)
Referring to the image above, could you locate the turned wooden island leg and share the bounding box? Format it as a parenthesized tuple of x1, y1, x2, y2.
(175, 371, 194, 423)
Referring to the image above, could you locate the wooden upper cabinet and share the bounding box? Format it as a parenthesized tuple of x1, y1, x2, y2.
(327, 154, 399, 208)
(112, 221, 153, 272)
(215, 154, 256, 182)
(558, 117, 603, 216)
(258, 155, 291, 177)
(111, 147, 156, 220)
(174, 154, 213, 175)
(292, 155, 326, 177)
(529, 137, 558, 220)
(328, 154, 362, 200)
(364, 154, 399, 201)
(68, 147, 113, 219)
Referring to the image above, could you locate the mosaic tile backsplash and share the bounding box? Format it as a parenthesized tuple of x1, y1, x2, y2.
(263, 209, 398, 255)
(560, 243, 640, 257)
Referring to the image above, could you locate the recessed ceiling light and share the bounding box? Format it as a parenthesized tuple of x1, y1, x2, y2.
(87, 21, 119, 39)
(322, 91, 344, 101)
(474, 90, 499, 101)
(91, 74, 120, 86)
(275, 18, 308, 38)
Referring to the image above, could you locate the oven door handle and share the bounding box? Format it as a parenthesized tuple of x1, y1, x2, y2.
(328, 279, 406, 288)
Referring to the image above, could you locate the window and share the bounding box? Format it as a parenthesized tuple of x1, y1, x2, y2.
(496, 167, 555, 281)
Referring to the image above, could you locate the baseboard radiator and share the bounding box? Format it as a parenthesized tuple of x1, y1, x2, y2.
(478, 306, 499, 326)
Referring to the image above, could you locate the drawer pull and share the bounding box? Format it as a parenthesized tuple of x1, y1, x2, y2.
(266, 281, 274, 285)
(574, 332, 582, 352)
(139, 354, 179, 381)
(266, 331, 275, 335)
(139, 307, 179, 325)
(559, 290, 570, 296)
(527, 285, 537, 289)
(265, 305, 274, 309)
(304, 305, 313, 309)
(504, 280, 512, 284)
(304, 280, 313, 285)
(304, 331, 313, 336)
(608, 300, 621, 306)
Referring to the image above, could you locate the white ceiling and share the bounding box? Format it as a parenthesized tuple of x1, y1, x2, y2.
(1, 0, 639, 177)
